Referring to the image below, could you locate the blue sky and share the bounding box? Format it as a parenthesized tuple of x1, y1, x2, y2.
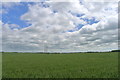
(2, 2, 32, 29)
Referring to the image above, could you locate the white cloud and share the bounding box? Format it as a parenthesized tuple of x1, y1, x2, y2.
(1, 1, 118, 52)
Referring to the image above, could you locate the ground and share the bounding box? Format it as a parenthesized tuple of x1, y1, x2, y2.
(2, 52, 118, 78)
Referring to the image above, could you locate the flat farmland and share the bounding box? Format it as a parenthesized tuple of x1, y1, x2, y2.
(2, 52, 118, 78)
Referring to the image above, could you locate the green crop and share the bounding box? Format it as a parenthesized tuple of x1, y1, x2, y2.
(2, 52, 118, 78)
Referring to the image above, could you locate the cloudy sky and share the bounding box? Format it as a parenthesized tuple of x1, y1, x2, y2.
(0, 0, 119, 52)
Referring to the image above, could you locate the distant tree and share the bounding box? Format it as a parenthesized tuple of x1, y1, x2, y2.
(111, 50, 120, 52)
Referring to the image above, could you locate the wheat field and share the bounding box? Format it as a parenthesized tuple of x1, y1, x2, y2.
(2, 52, 118, 78)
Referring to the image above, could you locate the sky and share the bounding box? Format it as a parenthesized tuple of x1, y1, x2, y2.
(0, 0, 119, 52)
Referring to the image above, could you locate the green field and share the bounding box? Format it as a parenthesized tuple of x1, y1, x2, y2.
(2, 52, 118, 78)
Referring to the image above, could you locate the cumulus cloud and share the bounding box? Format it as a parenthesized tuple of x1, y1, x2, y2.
(1, 1, 118, 52)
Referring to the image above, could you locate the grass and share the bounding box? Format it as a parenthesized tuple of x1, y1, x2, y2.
(2, 52, 118, 78)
